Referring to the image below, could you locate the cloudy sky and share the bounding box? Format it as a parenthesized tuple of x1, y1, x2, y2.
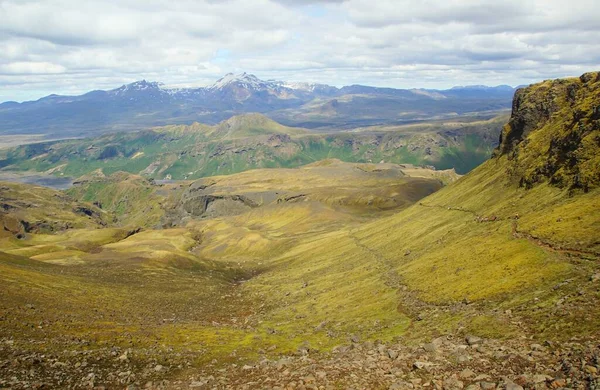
(0, 0, 598, 102)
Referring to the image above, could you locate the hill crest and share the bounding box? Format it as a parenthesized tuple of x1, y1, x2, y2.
(156, 113, 307, 139)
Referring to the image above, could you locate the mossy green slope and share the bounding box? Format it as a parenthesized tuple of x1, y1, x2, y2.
(0, 159, 450, 366)
(195, 73, 600, 344)
(66, 171, 165, 228)
(285, 73, 600, 340)
(0, 180, 107, 238)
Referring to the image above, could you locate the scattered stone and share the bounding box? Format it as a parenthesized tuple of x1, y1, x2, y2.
(513, 375, 528, 386)
(459, 369, 476, 380)
(2, 327, 597, 389)
(466, 335, 483, 346)
(531, 374, 551, 383)
(505, 383, 524, 390)
(390, 380, 414, 389)
(275, 358, 292, 369)
(443, 376, 464, 389)
(297, 342, 310, 355)
(423, 343, 438, 353)
(456, 354, 470, 363)
(413, 361, 434, 370)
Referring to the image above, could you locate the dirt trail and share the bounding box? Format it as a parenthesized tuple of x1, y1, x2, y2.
(348, 230, 402, 290)
(346, 231, 487, 320)
(511, 220, 599, 259)
(419, 202, 599, 260)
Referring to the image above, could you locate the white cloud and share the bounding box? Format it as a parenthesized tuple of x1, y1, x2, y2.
(0, 60, 66, 74)
(0, 0, 598, 101)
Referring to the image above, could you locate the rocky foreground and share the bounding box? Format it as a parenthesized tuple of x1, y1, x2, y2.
(2, 335, 599, 389)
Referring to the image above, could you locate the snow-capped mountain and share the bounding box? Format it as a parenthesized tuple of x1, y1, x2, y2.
(98, 73, 333, 105)
(206, 72, 338, 103)
(109, 80, 206, 99)
(111, 80, 163, 94)
(210, 72, 267, 90)
(208, 72, 291, 102)
(0, 73, 516, 138)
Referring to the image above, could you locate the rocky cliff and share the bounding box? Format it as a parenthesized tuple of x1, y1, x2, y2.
(495, 71, 600, 191)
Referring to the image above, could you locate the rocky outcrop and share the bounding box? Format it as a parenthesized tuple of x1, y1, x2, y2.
(495, 71, 600, 191)
(181, 194, 258, 218)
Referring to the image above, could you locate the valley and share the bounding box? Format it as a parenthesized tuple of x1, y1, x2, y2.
(0, 73, 599, 390)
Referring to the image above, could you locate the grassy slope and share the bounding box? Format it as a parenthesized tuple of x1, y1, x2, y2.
(184, 74, 600, 345)
(222, 154, 599, 348)
(65, 171, 165, 228)
(0, 156, 598, 381)
(0, 161, 453, 369)
(184, 159, 456, 211)
(0, 181, 107, 237)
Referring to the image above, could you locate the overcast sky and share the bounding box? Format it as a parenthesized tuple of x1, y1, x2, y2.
(0, 0, 598, 102)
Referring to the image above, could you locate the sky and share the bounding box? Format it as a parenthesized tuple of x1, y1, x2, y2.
(0, 0, 599, 102)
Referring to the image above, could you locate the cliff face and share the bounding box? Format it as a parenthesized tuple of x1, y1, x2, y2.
(495, 71, 600, 191)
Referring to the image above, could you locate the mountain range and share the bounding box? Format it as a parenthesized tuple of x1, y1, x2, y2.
(0, 72, 516, 138)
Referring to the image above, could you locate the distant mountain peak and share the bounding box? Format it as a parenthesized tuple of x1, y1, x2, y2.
(112, 80, 164, 95)
(210, 72, 264, 90)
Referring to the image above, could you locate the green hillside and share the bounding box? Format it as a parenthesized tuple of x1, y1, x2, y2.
(0, 113, 504, 180)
